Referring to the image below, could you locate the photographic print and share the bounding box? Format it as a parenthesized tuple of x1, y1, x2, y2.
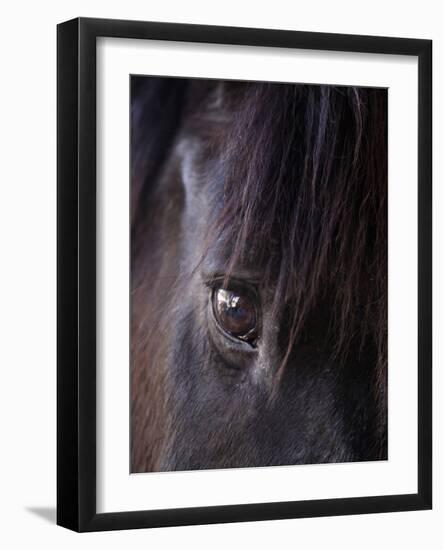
(57, 18, 431, 531)
(130, 77, 388, 473)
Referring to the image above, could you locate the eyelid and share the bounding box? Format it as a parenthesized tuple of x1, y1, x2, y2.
(202, 273, 261, 297)
(202, 267, 262, 282)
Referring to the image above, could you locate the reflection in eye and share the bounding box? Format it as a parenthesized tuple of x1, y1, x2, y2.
(212, 288, 258, 345)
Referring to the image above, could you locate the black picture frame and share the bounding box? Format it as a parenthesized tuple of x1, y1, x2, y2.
(57, 17, 432, 532)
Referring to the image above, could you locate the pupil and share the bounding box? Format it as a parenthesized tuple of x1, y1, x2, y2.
(213, 288, 256, 338)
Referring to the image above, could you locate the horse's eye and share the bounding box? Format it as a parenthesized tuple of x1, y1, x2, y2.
(212, 288, 257, 343)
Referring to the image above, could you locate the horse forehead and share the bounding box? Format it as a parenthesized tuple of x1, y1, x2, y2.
(180, 133, 223, 179)
(176, 130, 279, 275)
(177, 133, 231, 223)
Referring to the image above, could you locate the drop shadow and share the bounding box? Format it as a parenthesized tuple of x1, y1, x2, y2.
(26, 506, 56, 524)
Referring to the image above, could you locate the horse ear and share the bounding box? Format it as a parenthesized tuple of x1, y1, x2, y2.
(131, 77, 188, 228)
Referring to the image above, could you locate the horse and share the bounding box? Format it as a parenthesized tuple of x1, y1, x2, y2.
(130, 77, 387, 472)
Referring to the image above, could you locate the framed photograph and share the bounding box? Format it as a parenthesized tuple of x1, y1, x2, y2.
(57, 17, 432, 531)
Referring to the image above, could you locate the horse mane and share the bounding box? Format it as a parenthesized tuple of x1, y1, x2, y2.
(131, 77, 387, 391)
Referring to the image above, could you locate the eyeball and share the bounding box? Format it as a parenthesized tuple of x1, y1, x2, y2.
(212, 287, 258, 344)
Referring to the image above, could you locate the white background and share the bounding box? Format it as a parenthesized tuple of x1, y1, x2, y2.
(0, 0, 441, 548)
